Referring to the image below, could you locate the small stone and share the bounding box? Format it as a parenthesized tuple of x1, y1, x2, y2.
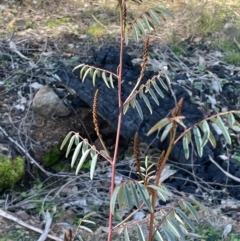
(32, 86, 70, 118)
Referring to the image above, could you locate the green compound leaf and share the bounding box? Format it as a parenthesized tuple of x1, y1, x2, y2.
(76, 149, 91, 175)
(79, 65, 88, 79)
(148, 9, 161, 26)
(193, 126, 203, 157)
(123, 183, 133, 209)
(142, 93, 152, 114)
(147, 117, 170, 136)
(182, 134, 189, 159)
(109, 74, 114, 88)
(92, 69, 99, 87)
(60, 131, 73, 150)
(90, 153, 98, 180)
(129, 182, 141, 207)
(136, 182, 153, 212)
(152, 80, 164, 98)
(135, 99, 143, 120)
(161, 122, 173, 142)
(110, 184, 121, 214)
(148, 87, 159, 105)
(175, 208, 194, 230)
(162, 226, 176, 241)
(123, 101, 130, 114)
(200, 120, 210, 148)
(102, 71, 110, 88)
(158, 76, 168, 90)
(184, 201, 199, 222)
(136, 18, 146, 35)
(228, 113, 235, 128)
(66, 135, 76, 158)
(154, 7, 174, 18)
(124, 228, 130, 241)
(82, 67, 92, 82)
(216, 116, 231, 145)
(71, 141, 83, 168)
(132, 23, 139, 43)
(142, 14, 152, 32)
(137, 225, 145, 241)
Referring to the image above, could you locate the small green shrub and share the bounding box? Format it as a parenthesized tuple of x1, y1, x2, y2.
(0, 156, 24, 191)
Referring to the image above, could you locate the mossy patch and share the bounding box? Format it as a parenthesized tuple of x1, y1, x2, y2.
(0, 156, 24, 192)
(45, 17, 71, 28)
(43, 146, 62, 167)
(87, 23, 107, 38)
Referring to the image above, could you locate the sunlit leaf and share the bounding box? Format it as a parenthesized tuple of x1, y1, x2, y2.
(200, 120, 210, 147)
(148, 184, 172, 202)
(164, 73, 171, 85)
(110, 185, 121, 214)
(216, 116, 231, 144)
(182, 135, 189, 159)
(142, 93, 152, 114)
(148, 87, 159, 105)
(154, 230, 164, 241)
(176, 208, 194, 230)
(142, 14, 152, 32)
(124, 228, 130, 241)
(137, 183, 153, 212)
(154, 7, 174, 18)
(90, 154, 98, 180)
(169, 218, 184, 237)
(152, 80, 164, 98)
(74, 135, 79, 145)
(148, 10, 161, 26)
(79, 65, 88, 79)
(232, 125, 240, 131)
(129, 182, 141, 207)
(73, 63, 84, 72)
(109, 74, 114, 88)
(132, 24, 139, 43)
(82, 140, 89, 154)
(102, 72, 110, 88)
(137, 225, 145, 241)
(184, 201, 199, 222)
(161, 123, 173, 142)
(66, 135, 75, 158)
(79, 225, 93, 233)
(208, 130, 216, 148)
(71, 142, 83, 168)
(228, 113, 235, 128)
(147, 117, 170, 136)
(193, 126, 203, 157)
(123, 101, 130, 114)
(117, 185, 127, 210)
(190, 197, 208, 212)
(92, 69, 99, 87)
(135, 99, 143, 119)
(158, 77, 168, 90)
(76, 149, 91, 175)
(60, 131, 73, 150)
(130, 98, 136, 108)
(162, 226, 176, 241)
(136, 18, 146, 35)
(124, 183, 133, 209)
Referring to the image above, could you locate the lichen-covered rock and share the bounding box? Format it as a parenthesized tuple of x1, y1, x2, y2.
(0, 156, 24, 191)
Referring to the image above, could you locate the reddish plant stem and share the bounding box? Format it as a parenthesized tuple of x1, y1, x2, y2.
(107, 2, 125, 241)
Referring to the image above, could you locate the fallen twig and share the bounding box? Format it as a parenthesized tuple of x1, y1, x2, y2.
(0, 209, 62, 241)
(209, 155, 240, 183)
(38, 210, 53, 241)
